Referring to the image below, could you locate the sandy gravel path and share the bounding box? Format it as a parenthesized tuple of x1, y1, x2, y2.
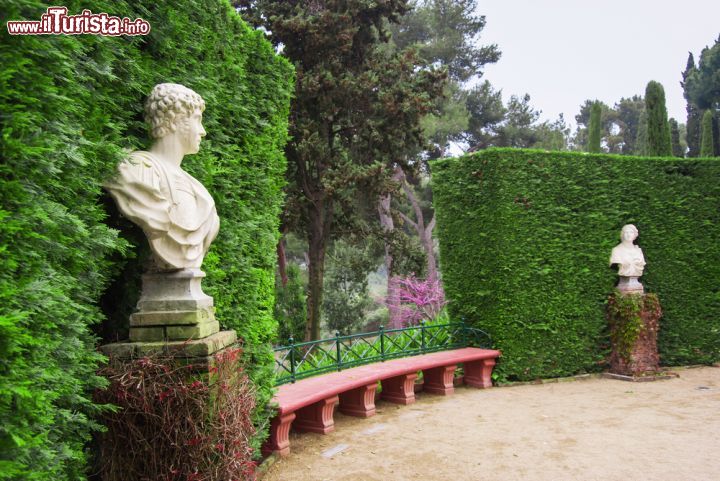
(262, 366, 720, 481)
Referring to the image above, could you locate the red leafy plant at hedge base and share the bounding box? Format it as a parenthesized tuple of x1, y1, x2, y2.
(385, 275, 447, 328)
(95, 347, 257, 481)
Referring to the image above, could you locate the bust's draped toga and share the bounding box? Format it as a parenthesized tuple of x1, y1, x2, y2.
(106, 151, 219, 269)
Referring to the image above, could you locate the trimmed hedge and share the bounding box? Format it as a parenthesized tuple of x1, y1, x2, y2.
(432, 148, 720, 382)
(1, 1, 292, 479)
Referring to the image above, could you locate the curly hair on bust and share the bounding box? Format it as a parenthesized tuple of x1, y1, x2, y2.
(144, 83, 205, 139)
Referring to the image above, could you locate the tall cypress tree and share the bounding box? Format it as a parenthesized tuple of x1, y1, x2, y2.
(587, 101, 602, 153)
(682, 53, 701, 157)
(644, 81, 672, 156)
(700, 110, 715, 157)
(669, 118, 683, 157)
(635, 109, 648, 156)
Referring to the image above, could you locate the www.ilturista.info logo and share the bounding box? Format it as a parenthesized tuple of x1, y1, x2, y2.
(7, 7, 151, 36)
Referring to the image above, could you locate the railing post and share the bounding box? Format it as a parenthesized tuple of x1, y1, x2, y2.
(335, 331, 342, 372)
(289, 336, 296, 384)
(380, 325, 385, 361)
(420, 320, 426, 353)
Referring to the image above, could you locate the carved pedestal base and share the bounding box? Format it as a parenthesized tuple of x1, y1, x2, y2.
(339, 383, 377, 417)
(423, 365, 456, 395)
(464, 358, 496, 388)
(262, 412, 296, 457)
(293, 396, 339, 434)
(381, 373, 417, 405)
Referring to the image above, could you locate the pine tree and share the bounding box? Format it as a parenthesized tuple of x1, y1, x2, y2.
(700, 110, 715, 157)
(644, 81, 672, 156)
(587, 101, 602, 153)
(669, 118, 683, 157)
(238, 0, 446, 340)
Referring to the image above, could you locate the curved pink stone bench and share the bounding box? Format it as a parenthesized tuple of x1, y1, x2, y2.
(263, 347, 501, 456)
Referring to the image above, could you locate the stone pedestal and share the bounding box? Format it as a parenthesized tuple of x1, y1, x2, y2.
(129, 268, 219, 342)
(607, 292, 661, 377)
(102, 268, 235, 367)
(101, 330, 237, 369)
(616, 275, 644, 294)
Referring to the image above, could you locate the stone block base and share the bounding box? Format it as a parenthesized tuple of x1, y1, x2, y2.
(101, 330, 237, 369)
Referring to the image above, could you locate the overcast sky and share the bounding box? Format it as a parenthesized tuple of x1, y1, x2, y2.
(476, 0, 720, 129)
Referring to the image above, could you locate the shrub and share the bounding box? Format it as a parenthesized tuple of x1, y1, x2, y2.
(385, 275, 447, 328)
(95, 348, 256, 481)
(700, 110, 715, 157)
(433, 148, 720, 381)
(274, 263, 307, 344)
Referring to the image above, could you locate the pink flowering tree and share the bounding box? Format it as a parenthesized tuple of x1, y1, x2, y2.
(385, 274, 447, 328)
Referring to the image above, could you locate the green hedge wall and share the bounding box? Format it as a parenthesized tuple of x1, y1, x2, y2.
(433, 148, 720, 382)
(1, 1, 292, 479)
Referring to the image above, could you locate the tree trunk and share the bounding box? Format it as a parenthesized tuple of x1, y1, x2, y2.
(378, 193, 401, 327)
(398, 168, 438, 282)
(304, 199, 332, 341)
(276, 233, 288, 287)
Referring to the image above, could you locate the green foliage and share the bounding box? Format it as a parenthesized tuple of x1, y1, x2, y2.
(274, 264, 307, 345)
(682, 52, 702, 157)
(575, 96, 645, 155)
(644, 81, 672, 156)
(466, 88, 569, 150)
(390, 0, 500, 83)
(322, 240, 378, 336)
(700, 110, 716, 157)
(239, 0, 446, 340)
(587, 102, 602, 153)
(614, 96, 646, 155)
(669, 118, 683, 157)
(684, 37, 720, 112)
(1, 1, 292, 477)
(685, 38, 720, 156)
(433, 149, 720, 382)
(635, 109, 649, 156)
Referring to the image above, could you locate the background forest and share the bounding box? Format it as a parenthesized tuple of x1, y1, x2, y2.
(265, 0, 720, 344)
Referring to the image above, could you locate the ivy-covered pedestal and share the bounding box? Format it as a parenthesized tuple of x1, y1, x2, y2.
(607, 291, 662, 378)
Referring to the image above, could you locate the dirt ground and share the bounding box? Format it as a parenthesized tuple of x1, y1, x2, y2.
(262, 366, 720, 481)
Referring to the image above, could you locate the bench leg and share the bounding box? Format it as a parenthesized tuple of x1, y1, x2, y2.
(423, 364, 457, 395)
(464, 359, 496, 388)
(339, 382, 377, 418)
(293, 396, 339, 434)
(381, 373, 417, 405)
(261, 412, 296, 457)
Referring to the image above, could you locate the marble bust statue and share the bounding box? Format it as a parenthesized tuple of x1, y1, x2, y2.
(609, 224, 646, 293)
(105, 83, 219, 270)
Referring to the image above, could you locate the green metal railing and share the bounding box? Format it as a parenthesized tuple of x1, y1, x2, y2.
(273, 321, 492, 385)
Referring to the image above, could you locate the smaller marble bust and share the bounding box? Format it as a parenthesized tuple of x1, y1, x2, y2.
(106, 83, 219, 271)
(609, 224, 646, 293)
